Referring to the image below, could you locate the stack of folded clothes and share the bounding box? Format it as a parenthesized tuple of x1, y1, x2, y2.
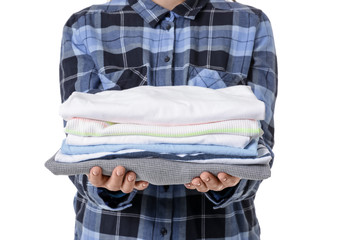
(45, 85, 273, 185)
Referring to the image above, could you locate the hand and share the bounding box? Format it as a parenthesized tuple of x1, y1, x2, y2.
(184, 172, 240, 192)
(87, 166, 149, 193)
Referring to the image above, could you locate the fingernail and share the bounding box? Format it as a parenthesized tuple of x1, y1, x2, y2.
(204, 177, 210, 182)
(128, 175, 135, 182)
(193, 181, 201, 186)
(185, 183, 191, 187)
(223, 178, 227, 182)
(116, 169, 124, 176)
(92, 169, 99, 176)
(142, 183, 147, 187)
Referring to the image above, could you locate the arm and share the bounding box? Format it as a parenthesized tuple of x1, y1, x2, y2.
(60, 14, 148, 210)
(59, 14, 101, 102)
(186, 10, 278, 208)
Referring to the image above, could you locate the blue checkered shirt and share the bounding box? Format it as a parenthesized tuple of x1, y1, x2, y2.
(60, 0, 278, 239)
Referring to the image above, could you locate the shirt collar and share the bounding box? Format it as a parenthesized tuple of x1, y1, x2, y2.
(128, 0, 209, 28)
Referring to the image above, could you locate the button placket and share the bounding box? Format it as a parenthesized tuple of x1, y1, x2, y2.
(155, 17, 174, 86)
(152, 186, 172, 239)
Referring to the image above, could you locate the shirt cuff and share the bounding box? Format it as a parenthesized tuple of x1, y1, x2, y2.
(69, 174, 137, 211)
(86, 182, 137, 211)
(204, 179, 262, 209)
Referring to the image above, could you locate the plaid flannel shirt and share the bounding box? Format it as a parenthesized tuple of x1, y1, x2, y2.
(60, 0, 278, 239)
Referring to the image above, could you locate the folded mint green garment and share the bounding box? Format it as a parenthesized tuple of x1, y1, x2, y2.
(65, 118, 262, 137)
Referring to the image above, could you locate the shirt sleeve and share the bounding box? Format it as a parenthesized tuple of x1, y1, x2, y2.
(59, 13, 102, 102)
(69, 175, 137, 211)
(60, 14, 135, 211)
(205, 10, 278, 208)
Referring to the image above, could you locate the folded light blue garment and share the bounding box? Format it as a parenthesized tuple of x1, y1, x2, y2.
(60, 138, 259, 157)
(55, 141, 271, 165)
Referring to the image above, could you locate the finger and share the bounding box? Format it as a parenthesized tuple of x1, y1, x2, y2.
(103, 166, 126, 191)
(134, 181, 149, 191)
(200, 172, 224, 191)
(184, 183, 196, 190)
(217, 173, 241, 188)
(88, 166, 109, 188)
(191, 177, 209, 192)
(121, 171, 136, 193)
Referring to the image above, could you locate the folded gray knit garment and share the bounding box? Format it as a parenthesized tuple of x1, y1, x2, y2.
(45, 154, 271, 185)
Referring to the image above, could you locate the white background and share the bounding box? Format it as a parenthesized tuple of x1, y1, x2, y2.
(1, 0, 344, 239)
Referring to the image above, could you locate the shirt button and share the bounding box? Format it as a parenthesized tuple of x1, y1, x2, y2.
(164, 56, 170, 62)
(160, 227, 168, 236)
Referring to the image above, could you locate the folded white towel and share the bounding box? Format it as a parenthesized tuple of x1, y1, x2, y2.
(60, 85, 265, 125)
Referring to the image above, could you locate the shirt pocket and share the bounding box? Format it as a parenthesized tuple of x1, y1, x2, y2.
(187, 66, 243, 89)
(98, 65, 149, 90)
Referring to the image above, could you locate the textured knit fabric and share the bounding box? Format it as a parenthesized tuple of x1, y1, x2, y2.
(65, 117, 261, 137)
(45, 148, 272, 184)
(56, 0, 278, 239)
(60, 85, 266, 124)
(66, 133, 252, 148)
